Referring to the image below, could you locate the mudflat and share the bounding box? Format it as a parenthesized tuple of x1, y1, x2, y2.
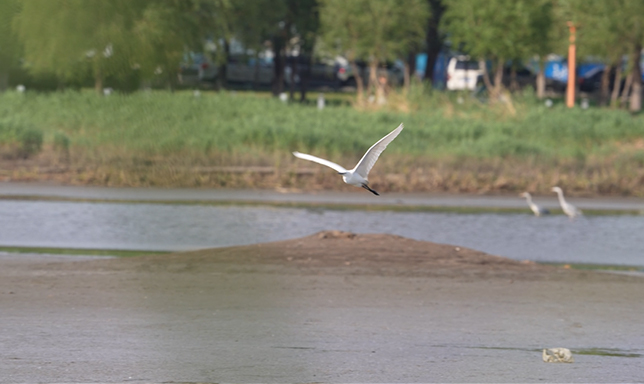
(1, 231, 643, 383)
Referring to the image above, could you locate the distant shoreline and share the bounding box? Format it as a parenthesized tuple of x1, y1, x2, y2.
(1, 181, 643, 215)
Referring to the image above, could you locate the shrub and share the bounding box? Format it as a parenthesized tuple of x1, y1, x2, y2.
(18, 128, 43, 158)
(53, 132, 70, 152)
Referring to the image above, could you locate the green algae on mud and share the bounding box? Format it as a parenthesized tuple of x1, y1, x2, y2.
(573, 348, 643, 358)
(0, 246, 169, 257)
(473, 346, 643, 358)
(1, 245, 642, 276)
(540, 262, 644, 272)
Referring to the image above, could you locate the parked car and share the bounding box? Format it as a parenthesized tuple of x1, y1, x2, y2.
(578, 66, 626, 94)
(446, 56, 482, 91)
(226, 54, 273, 85)
(178, 53, 217, 85)
(578, 66, 603, 92)
(179, 52, 275, 86)
(502, 65, 536, 89)
(337, 59, 405, 88)
(284, 56, 342, 88)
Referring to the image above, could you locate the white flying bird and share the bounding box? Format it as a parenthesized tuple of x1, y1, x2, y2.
(552, 186, 582, 219)
(293, 123, 403, 195)
(520, 192, 550, 216)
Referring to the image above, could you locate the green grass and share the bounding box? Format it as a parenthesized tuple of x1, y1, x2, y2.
(1, 88, 644, 195)
(1, 88, 642, 159)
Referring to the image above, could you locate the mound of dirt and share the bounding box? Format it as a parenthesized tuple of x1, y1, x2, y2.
(93, 230, 559, 278)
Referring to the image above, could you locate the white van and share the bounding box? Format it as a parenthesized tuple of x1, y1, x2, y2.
(446, 56, 482, 91)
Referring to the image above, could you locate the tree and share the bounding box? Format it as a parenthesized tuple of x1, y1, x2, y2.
(0, 0, 21, 91)
(565, 0, 644, 111)
(423, 0, 445, 84)
(283, 0, 320, 101)
(13, 0, 141, 93)
(193, 0, 237, 90)
(134, 0, 202, 91)
(521, 0, 554, 99)
(319, 0, 428, 104)
(442, 0, 554, 101)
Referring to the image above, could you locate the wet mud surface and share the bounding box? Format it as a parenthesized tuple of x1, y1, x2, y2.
(1, 231, 643, 382)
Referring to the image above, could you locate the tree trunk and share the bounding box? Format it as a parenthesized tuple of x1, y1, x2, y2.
(272, 37, 285, 96)
(288, 56, 297, 101)
(599, 64, 612, 106)
(407, 51, 416, 82)
(253, 52, 260, 90)
(0, 71, 8, 92)
(423, 0, 445, 83)
(510, 67, 519, 92)
(166, 66, 176, 92)
(479, 59, 494, 93)
(368, 61, 381, 103)
(620, 72, 633, 108)
(300, 56, 311, 102)
(610, 64, 622, 107)
(350, 61, 365, 103)
(216, 39, 230, 91)
(94, 65, 103, 95)
(403, 60, 411, 94)
(376, 65, 388, 105)
(629, 43, 642, 113)
(536, 66, 546, 99)
(492, 59, 504, 100)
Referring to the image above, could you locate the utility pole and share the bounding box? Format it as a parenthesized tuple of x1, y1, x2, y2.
(566, 22, 577, 108)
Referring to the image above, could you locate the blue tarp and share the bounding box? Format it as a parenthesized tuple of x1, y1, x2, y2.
(545, 59, 644, 82)
(415, 53, 448, 87)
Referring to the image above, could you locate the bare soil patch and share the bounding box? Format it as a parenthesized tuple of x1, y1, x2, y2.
(67, 230, 621, 282)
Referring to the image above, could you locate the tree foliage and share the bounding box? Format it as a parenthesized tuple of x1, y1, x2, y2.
(133, 0, 202, 90)
(13, 0, 141, 91)
(442, 0, 554, 99)
(319, 0, 428, 102)
(0, 0, 21, 85)
(568, 0, 644, 110)
(13, 0, 203, 92)
(4, 0, 644, 111)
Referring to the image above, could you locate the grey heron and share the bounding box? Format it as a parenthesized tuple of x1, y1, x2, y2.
(520, 192, 550, 216)
(552, 186, 582, 219)
(293, 123, 404, 195)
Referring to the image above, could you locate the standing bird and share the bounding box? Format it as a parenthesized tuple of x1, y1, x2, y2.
(293, 123, 404, 195)
(552, 186, 582, 219)
(520, 192, 550, 216)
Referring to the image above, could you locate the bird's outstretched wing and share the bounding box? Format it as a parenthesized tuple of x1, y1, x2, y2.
(353, 123, 403, 178)
(293, 151, 348, 173)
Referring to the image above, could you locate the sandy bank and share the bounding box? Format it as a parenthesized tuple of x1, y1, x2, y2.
(1, 232, 643, 382)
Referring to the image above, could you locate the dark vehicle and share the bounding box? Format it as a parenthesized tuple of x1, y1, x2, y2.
(284, 56, 342, 89)
(578, 66, 625, 94)
(502, 65, 536, 89)
(226, 54, 273, 85)
(346, 60, 405, 88)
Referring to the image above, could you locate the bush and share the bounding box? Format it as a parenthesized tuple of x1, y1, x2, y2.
(18, 128, 43, 158)
(53, 132, 70, 152)
(0, 120, 44, 159)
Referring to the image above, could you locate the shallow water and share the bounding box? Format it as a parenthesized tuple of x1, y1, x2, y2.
(1, 200, 643, 266)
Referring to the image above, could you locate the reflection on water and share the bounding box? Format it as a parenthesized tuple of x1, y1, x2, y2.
(1, 200, 643, 266)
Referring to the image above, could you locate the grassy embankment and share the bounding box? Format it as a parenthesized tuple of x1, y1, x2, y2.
(1, 88, 643, 196)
